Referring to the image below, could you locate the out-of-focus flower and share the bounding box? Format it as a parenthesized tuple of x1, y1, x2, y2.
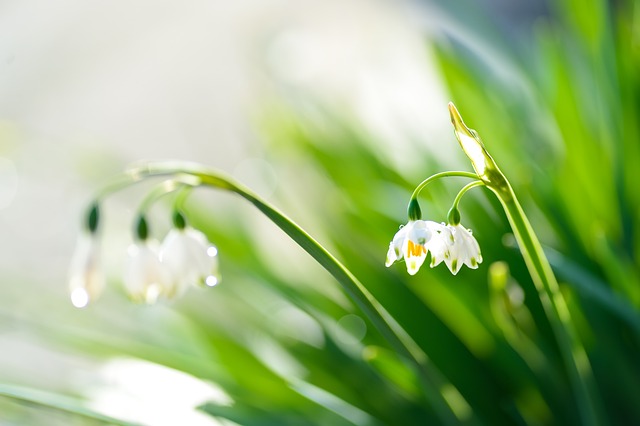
(445, 224, 482, 275)
(68, 232, 104, 308)
(124, 240, 169, 304)
(159, 227, 220, 297)
(385, 220, 452, 275)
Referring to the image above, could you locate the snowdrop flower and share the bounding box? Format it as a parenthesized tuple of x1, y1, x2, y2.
(445, 224, 482, 275)
(124, 240, 169, 304)
(385, 220, 452, 275)
(159, 227, 220, 298)
(68, 232, 104, 308)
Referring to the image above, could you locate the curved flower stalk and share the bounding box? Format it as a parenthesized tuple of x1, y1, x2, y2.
(447, 103, 599, 425)
(71, 161, 464, 425)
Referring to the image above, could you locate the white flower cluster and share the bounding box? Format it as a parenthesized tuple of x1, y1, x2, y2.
(69, 227, 220, 308)
(385, 220, 482, 276)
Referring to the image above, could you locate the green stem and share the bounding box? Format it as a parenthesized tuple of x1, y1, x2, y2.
(493, 183, 599, 426)
(448, 102, 599, 424)
(106, 161, 463, 425)
(451, 181, 485, 210)
(410, 171, 481, 201)
(136, 179, 191, 215)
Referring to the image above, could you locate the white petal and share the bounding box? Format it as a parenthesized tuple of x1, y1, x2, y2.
(402, 236, 428, 275)
(414, 222, 446, 268)
(385, 223, 409, 266)
(160, 228, 219, 294)
(385, 242, 398, 267)
(427, 235, 450, 268)
(406, 220, 431, 246)
(458, 226, 482, 269)
(445, 254, 463, 275)
(68, 233, 104, 307)
(124, 241, 169, 304)
(444, 224, 482, 275)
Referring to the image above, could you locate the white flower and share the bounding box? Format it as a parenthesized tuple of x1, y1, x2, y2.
(68, 232, 104, 308)
(123, 240, 169, 304)
(427, 225, 454, 268)
(445, 224, 482, 275)
(159, 227, 220, 297)
(385, 220, 452, 275)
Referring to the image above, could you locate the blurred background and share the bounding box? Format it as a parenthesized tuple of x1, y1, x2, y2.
(1, 0, 639, 424)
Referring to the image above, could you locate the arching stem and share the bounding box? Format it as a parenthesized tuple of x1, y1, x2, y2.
(94, 161, 466, 425)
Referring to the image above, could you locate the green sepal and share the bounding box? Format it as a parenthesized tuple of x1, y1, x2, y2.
(173, 210, 187, 229)
(447, 207, 461, 226)
(86, 203, 100, 234)
(136, 215, 149, 240)
(407, 198, 422, 221)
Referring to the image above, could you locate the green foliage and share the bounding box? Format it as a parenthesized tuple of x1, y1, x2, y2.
(7, 0, 639, 424)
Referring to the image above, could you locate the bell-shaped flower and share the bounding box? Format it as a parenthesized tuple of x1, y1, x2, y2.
(386, 220, 452, 275)
(68, 232, 104, 308)
(427, 225, 454, 268)
(159, 227, 221, 298)
(123, 240, 169, 304)
(445, 224, 482, 275)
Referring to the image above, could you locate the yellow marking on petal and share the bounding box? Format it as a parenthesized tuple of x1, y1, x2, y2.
(407, 240, 426, 258)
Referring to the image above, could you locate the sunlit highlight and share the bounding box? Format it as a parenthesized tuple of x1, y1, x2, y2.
(70, 287, 89, 308)
(448, 102, 487, 176)
(205, 275, 219, 287)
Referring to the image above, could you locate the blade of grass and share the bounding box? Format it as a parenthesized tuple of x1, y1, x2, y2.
(0, 383, 139, 426)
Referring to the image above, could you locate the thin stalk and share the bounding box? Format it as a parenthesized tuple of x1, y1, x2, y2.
(111, 161, 464, 425)
(493, 184, 599, 426)
(449, 102, 600, 425)
(410, 171, 481, 200)
(136, 179, 191, 215)
(451, 181, 485, 210)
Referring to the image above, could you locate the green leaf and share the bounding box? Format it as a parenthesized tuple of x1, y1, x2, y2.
(0, 383, 139, 426)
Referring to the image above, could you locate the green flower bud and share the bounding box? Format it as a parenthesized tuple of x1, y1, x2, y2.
(447, 206, 461, 226)
(136, 215, 149, 241)
(407, 198, 422, 221)
(448, 103, 510, 199)
(86, 203, 100, 234)
(172, 210, 187, 230)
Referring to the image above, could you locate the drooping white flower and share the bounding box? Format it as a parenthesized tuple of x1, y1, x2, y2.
(159, 227, 221, 298)
(445, 224, 482, 275)
(427, 224, 454, 268)
(385, 220, 452, 275)
(123, 240, 169, 304)
(68, 232, 104, 308)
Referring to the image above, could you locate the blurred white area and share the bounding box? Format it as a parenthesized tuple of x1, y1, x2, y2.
(88, 358, 232, 426)
(0, 0, 452, 421)
(0, 0, 451, 287)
